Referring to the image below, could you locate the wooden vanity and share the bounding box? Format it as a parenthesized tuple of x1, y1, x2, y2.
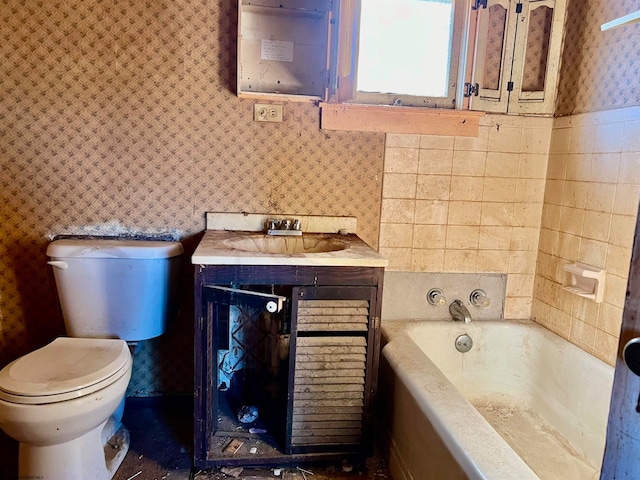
(192, 215, 386, 469)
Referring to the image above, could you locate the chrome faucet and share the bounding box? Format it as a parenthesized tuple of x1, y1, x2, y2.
(449, 300, 471, 323)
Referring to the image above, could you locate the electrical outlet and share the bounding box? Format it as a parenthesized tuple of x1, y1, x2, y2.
(254, 103, 283, 123)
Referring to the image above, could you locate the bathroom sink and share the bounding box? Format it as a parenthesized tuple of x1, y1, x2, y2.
(222, 234, 347, 254)
(192, 230, 387, 267)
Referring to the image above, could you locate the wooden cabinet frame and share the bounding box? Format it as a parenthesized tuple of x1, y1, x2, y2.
(193, 264, 384, 469)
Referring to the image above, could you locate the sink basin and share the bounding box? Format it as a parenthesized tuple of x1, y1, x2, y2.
(192, 229, 388, 267)
(223, 234, 347, 254)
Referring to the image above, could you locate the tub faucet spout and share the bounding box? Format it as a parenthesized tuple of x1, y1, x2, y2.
(449, 300, 472, 323)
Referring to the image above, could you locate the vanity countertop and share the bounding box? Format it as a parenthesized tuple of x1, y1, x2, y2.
(192, 230, 388, 267)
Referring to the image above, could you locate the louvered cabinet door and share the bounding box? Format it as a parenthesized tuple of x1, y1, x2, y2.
(286, 287, 379, 455)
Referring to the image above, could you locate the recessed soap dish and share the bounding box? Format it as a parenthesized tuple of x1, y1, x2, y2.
(563, 262, 605, 303)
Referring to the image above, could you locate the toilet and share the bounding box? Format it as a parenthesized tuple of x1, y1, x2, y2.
(0, 239, 183, 480)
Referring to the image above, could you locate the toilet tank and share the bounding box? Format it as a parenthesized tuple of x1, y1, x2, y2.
(46, 239, 184, 341)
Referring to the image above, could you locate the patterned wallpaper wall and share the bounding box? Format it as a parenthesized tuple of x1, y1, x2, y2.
(0, 1, 384, 394)
(556, 0, 640, 115)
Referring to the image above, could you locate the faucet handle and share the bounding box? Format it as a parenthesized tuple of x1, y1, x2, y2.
(427, 288, 447, 307)
(470, 289, 490, 308)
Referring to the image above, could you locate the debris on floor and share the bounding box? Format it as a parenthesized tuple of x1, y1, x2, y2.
(220, 466, 244, 478)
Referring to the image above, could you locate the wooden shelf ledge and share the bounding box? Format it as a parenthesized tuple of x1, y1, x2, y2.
(319, 103, 484, 137)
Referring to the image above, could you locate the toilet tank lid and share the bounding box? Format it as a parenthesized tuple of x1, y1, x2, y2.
(47, 239, 184, 259)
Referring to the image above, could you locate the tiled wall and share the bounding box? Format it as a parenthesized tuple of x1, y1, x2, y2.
(380, 114, 551, 320)
(532, 107, 640, 365)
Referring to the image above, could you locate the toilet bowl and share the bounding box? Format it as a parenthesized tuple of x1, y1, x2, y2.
(0, 238, 182, 479)
(0, 337, 132, 480)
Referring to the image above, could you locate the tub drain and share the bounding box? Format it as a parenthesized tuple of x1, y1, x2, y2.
(455, 334, 473, 353)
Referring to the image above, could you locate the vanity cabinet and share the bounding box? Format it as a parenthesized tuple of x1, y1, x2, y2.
(193, 264, 384, 468)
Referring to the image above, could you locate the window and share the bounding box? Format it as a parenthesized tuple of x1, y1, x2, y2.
(334, 0, 468, 108)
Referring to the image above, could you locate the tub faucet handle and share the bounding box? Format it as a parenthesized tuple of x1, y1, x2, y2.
(427, 288, 447, 307)
(470, 289, 490, 308)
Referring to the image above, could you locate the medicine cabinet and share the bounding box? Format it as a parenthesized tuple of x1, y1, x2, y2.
(469, 0, 567, 115)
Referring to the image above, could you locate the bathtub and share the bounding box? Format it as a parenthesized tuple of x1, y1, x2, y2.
(378, 319, 614, 480)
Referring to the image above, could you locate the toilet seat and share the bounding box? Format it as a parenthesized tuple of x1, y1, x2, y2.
(0, 337, 131, 405)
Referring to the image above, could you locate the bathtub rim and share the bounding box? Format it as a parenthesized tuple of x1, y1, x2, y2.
(381, 318, 542, 480)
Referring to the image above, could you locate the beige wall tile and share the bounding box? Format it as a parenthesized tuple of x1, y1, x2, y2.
(538, 228, 558, 255)
(622, 119, 640, 152)
(569, 124, 596, 154)
(559, 207, 585, 236)
(604, 273, 628, 309)
(382, 173, 417, 199)
(561, 181, 589, 208)
(585, 183, 616, 213)
(385, 147, 419, 173)
(416, 175, 451, 200)
(516, 179, 546, 204)
(582, 210, 611, 242)
(450, 176, 484, 201)
(597, 302, 623, 337)
(454, 126, 489, 151)
(486, 152, 520, 177)
(479, 226, 512, 250)
(606, 244, 632, 278)
(506, 274, 535, 297)
(565, 154, 592, 181)
(521, 127, 552, 155)
(448, 201, 482, 226)
(593, 121, 623, 153)
(444, 250, 477, 272)
(572, 296, 600, 327)
(556, 232, 581, 263)
(513, 202, 543, 227)
(579, 238, 608, 269)
(387, 134, 421, 148)
(411, 249, 445, 272)
(415, 200, 449, 225)
(511, 226, 540, 251)
(546, 153, 568, 180)
(488, 125, 523, 153)
(418, 149, 454, 175)
(413, 224, 447, 249)
(509, 250, 537, 274)
(420, 134, 455, 150)
(481, 202, 515, 226)
(477, 250, 510, 272)
(446, 225, 480, 250)
(379, 247, 412, 271)
(380, 199, 415, 223)
(594, 331, 618, 366)
(483, 177, 517, 202)
(519, 154, 549, 179)
(549, 128, 571, 155)
(590, 153, 620, 184)
(618, 152, 640, 185)
(544, 179, 565, 205)
(570, 319, 596, 352)
(613, 184, 640, 216)
(541, 203, 561, 230)
(379, 223, 414, 248)
(610, 214, 637, 247)
(504, 296, 532, 319)
(452, 150, 487, 176)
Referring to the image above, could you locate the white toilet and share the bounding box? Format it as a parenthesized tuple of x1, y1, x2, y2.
(0, 239, 183, 480)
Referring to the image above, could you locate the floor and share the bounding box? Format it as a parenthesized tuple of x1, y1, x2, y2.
(0, 395, 390, 480)
(115, 396, 391, 480)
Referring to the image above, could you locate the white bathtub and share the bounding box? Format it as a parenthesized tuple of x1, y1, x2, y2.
(378, 319, 614, 480)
